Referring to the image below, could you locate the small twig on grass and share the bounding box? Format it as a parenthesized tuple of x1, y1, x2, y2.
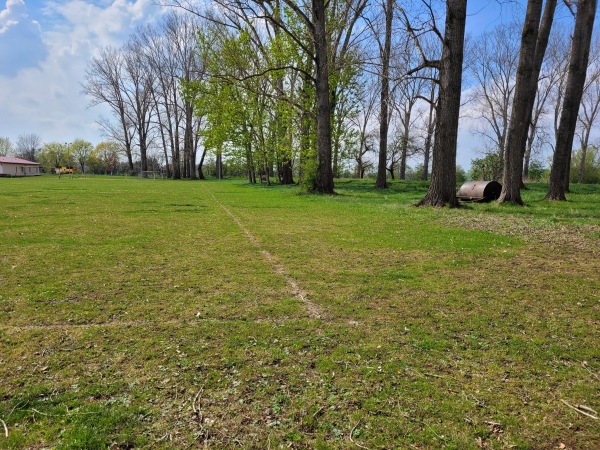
(0, 419, 8, 438)
(580, 360, 600, 380)
(424, 372, 444, 379)
(350, 420, 370, 449)
(561, 400, 599, 420)
(192, 387, 203, 415)
(312, 406, 324, 418)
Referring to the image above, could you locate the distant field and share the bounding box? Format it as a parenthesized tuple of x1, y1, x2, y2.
(1, 175, 598, 449)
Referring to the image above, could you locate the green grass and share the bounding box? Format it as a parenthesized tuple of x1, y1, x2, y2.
(1, 175, 598, 449)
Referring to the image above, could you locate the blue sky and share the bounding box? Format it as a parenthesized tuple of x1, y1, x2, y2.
(0, 1, 577, 169)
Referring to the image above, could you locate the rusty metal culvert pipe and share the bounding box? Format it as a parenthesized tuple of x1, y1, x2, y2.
(457, 180, 502, 202)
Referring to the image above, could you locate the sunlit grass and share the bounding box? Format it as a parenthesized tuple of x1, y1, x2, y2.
(1, 175, 598, 449)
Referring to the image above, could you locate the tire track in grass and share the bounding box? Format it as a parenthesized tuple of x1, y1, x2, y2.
(204, 186, 325, 320)
(0, 317, 304, 333)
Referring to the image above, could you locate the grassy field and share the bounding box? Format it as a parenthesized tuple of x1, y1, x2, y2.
(0, 175, 598, 449)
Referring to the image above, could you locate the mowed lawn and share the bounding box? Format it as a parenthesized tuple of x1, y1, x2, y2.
(0, 175, 598, 449)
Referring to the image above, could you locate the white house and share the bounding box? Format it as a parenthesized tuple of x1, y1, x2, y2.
(0, 157, 41, 177)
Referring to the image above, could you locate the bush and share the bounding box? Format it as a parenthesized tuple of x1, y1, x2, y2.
(470, 153, 502, 181)
(570, 147, 600, 184)
(526, 161, 549, 182)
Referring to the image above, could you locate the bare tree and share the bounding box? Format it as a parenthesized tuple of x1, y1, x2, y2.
(350, 77, 378, 178)
(123, 38, 156, 173)
(365, 0, 394, 189)
(15, 133, 43, 161)
(467, 22, 520, 161)
(547, 0, 597, 200)
(83, 47, 135, 171)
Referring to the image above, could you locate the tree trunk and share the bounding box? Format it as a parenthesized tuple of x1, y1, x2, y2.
(312, 0, 334, 194)
(375, 0, 393, 189)
(399, 136, 408, 180)
(184, 103, 196, 179)
(422, 80, 436, 181)
(547, 0, 597, 200)
(418, 0, 466, 207)
(500, 0, 556, 203)
(198, 147, 206, 180)
(499, 0, 543, 204)
(578, 140, 589, 183)
(216, 152, 223, 180)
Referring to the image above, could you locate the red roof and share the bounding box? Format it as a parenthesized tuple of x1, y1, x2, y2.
(0, 157, 40, 165)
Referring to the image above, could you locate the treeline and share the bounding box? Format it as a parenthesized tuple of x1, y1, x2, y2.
(78, 0, 598, 203)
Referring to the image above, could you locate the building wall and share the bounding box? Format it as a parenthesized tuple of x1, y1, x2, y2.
(0, 163, 41, 176)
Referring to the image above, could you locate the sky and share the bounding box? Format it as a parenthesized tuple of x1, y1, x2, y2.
(0, 0, 166, 149)
(0, 0, 571, 170)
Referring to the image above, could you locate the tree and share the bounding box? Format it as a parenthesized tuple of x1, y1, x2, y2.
(571, 146, 600, 184)
(83, 47, 135, 171)
(15, 133, 43, 161)
(414, 0, 468, 207)
(467, 22, 520, 162)
(499, 0, 557, 204)
(470, 153, 503, 181)
(369, 0, 394, 189)
(169, 0, 367, 193)
(547, 0, 597, 200)
(70, 139, 94, 175)
(38, 142, 71, 171)
(575, 37, 600, 184)
(123, 38, 156, 173)
(93, 142, 121, 175)
(0, 137, 13, 156)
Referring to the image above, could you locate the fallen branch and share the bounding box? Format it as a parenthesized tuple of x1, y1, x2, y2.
(561, 400, 599, 420)
(349, 420, 370, 449)
(192, 387, 203, 415)
(0, 419, 7, 438)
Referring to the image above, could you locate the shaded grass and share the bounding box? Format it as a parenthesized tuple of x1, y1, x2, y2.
(0, 175, 598, 449)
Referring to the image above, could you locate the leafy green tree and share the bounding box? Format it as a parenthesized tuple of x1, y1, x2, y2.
(570, 147, 600, 184)
(93, 142, 121, 175)
(469, 153, 503, 181)
(38, 142, 71, 172)
(0, 137, 13, 156)
(70, 139, 94, 175)
(527, 161, 548, 182)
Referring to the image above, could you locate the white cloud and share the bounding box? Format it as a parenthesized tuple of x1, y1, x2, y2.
(0, 0, 165, 145)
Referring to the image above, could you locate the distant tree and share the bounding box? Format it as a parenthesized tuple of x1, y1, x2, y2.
(575, 36, 600, 184)
(570, 146, 600, 184)
(38, 142, 71, 171)
(470, 153, 503, 181)
(368, 0, 395, 189)
(83, 47, 136, 171)
(0, 137, 13, 156)
(467, 22, 520, 162)
(349, 77, 378, 179)
(15, 133, 43, 161)
(93, 142, 121, 175)
(527, 161, 548, 182)
(70, 140, 94, 175)
(455, 165, 467, 184)
(547, 0, 597, 200)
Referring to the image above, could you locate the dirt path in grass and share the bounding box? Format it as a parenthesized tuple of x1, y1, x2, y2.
(204, 187, 325, 320)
